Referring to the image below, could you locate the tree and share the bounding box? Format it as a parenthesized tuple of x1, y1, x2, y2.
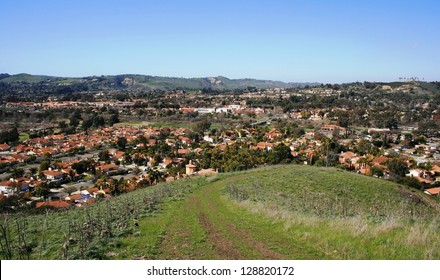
(10, 167, 24, 178)
(39, 160, 51, 172)
(0, 126, 19, 144)
(267, 144, 293, 165)
(336, 111, 350, 128)
(385, 117, 399, 130)
(108, 113, 120, 126)
(29, 167, 38, 176)
(123, 153, 132, 165)
(371, 166, 384, 177)
(82, 118, 93, 131)
(93, 115, 105, 128)
(117, 137, 127, 151)
(98, 150, 111, 163)
(58, 121, 67, 130)
(9, 127, 19, 143)
(68, 169, 76, 181)
(132, 166, 142, 176)
(147, 169, 163, 185)
(69, 110, 81, 127)
(194, 119, 211, 134)
(387, 159, 408, 178)
(35, 182, 50, 198)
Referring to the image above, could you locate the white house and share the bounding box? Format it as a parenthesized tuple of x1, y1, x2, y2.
(0, 180, 15, 195)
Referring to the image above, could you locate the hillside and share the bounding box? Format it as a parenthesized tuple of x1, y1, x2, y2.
(0, 73, 305, 92)
(1, 165, 439, 260)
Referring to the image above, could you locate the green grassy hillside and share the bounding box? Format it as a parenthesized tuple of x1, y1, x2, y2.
(1, 165, 439, 260)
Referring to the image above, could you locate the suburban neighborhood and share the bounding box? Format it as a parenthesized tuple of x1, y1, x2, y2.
(1, 80, 440, 212)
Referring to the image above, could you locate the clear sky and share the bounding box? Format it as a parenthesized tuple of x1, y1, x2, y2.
(1, 0, 439, 83)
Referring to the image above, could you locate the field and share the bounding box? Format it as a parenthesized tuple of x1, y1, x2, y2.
(115, 121, 190, 128)
(18, 133, 29, 142)
(1, 165, 439, 260)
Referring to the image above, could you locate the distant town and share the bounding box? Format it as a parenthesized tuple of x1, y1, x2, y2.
(1, 76, 439, 211)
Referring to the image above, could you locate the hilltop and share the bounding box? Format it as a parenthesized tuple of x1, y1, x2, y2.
(1, 165, 439, 260)
(0, 73, 313, 92)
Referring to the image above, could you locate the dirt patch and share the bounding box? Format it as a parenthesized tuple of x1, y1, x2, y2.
(397, 188, 440, 212)
(397, 188, 422, 203)
(226, 223, 285, 259)
(198, 212, 243, 259)
(201, 186, 285, 259)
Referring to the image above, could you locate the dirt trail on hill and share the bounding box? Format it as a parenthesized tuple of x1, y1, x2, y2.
(156, 185, 287, 260)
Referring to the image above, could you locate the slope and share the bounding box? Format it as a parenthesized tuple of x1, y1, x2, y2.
(114, 165, 440, 260)
(1, 165, 439, 260)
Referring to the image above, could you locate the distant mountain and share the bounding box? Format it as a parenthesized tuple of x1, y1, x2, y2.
(0, 73, 314, 92)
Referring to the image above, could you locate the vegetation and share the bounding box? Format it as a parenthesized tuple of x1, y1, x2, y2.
(0, 179, 198, 260)
(1, 165, 438, 260)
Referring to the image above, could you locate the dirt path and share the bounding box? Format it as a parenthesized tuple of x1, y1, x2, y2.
(198, 212, 243, 259)
(156, 184, 288, 259)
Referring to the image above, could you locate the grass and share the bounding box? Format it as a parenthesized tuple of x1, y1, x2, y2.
(149, 122, 190, 128)
(222, 165, 437, 219)
(115, 121, 190, 128)
(221, 165, 440, 259)
(0, 179, 199, 260)
(114, 165, 439, 259)
(2, 165, 439, 260)
(19, 133, 29, 142)
(114, 174, 325, 259)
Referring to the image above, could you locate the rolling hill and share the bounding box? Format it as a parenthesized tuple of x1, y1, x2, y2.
(1, 165, 439, 260)
(0, 73, 312, 92)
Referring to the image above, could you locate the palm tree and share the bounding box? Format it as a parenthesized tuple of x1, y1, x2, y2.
(132, 166, 142, 176)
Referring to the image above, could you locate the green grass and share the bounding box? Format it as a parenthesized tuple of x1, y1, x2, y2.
(19, 132, 30, 142)
(115, 121, 190, 128)
(222, 165, 436, 219)
(149, 122, 190, 128)
(113, 165, 439, 259)
(114, 121, 147, 126)
(2, 165, 439, 260)
(0, 179, 199, 260)
(209, 123, 223, 129)
(115, 175, 325, 259)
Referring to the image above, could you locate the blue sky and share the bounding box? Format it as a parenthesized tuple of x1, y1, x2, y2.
(1, 0, 439, 83)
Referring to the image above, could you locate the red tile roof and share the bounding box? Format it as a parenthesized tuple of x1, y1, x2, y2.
(424, 187, 440, 196)
(36, 200, 70, 209)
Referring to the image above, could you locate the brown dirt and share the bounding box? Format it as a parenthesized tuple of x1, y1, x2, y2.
(157, 186, 287, 260)
(226, 222, 285, 259)
(397, 188, 440, 212)
(201, 186, 285, 259)
(198, 212, 243, 259)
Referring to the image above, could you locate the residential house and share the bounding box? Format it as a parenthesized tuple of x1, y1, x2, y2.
(254, 142, 274, 151)
(177, 149, 190, 157)
(371, 156, 390, 168)
(339, 151, 358, 167)
(97, 163, 120, 175)
(35, 200, 70, 209)
(160, 158, 173, 169)
(43, 170, 66, 182)
(186, 160, 197, 175)
(321, 125, 347, 138)
(0, 143, 11, 151)
(0, 180, 16, 195)
(424, 187, 440, 196)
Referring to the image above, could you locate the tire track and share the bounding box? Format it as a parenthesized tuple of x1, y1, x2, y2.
(198, 212, 243, 259)
(200, 186, 286, 259)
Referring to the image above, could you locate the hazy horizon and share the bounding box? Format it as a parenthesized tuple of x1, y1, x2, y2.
(1, 0, 439, 83)
(3, 71, 437, 85)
